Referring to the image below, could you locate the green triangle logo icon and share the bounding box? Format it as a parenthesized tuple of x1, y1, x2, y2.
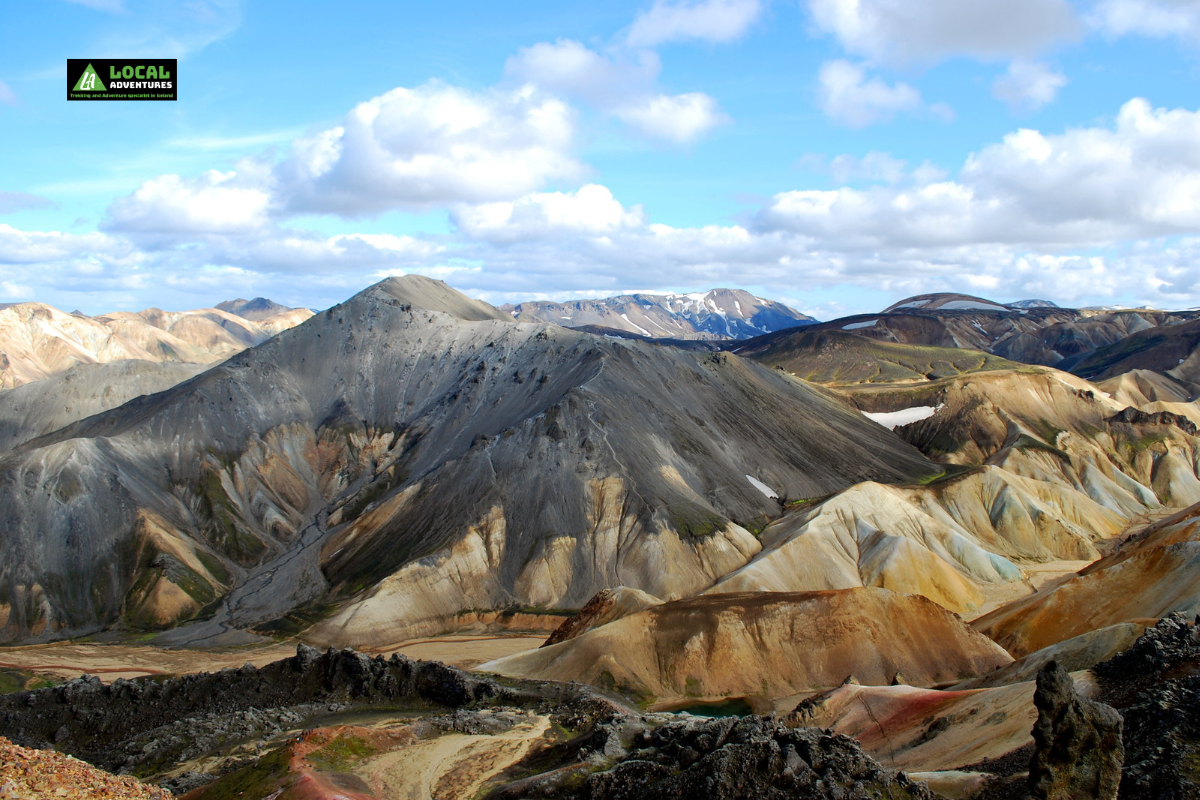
(73, 63, 106, 92)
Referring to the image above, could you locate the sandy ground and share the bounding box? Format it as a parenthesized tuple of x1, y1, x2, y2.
(968, 560, 1094, 621)
(362, 714, 551, 800)
(0, 634, 548, 683)
(373, 635, 546, 670)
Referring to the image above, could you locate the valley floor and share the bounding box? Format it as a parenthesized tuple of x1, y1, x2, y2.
(0, 633, 545, 683)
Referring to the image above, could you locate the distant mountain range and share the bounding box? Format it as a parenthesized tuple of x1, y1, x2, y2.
(0, 299, 312, 390)
(502, 288, 816, 340)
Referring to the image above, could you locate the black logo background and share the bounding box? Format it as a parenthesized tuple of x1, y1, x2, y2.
(67, 59, 177, 101)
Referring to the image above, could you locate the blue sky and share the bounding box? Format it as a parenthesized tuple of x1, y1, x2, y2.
(1, 0, 1199, 318)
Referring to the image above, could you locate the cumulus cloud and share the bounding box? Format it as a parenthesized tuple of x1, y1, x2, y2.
(452, 184, 646, 242)
(272, 82, 582, 216)
(992, 60, 1068, 112)
(614, 92, 729, 141)
(105, 81, 584, 229)
(506, 39, 727, 141)
(20, 97, 1200, 312)
(626, 0, 763, 47)
(105, 170, 272, 234)
(817, 60, 926, 127)
(806, 0, 1080, 65)
(762, 98, 1200, 246)
(1088, 0, 1200, 40)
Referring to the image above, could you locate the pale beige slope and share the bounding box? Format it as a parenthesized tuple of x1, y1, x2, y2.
(481, 588, 1012, 703)
(1096, 368, 1196, 407)
(974, 503, 1200, 656)
(704, 463, 1130, 615)
(0, 301, 312, 390)
(705, 482, 1016, 614)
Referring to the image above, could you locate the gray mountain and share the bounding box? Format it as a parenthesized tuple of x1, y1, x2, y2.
(215, 297, 296, 321)
(800, 293, 1200, 370)
(0, 276, 935, 645)
(1008, 299, 1060, 309)
(0, 360, 208, 452)
(502, 288, 816, 340)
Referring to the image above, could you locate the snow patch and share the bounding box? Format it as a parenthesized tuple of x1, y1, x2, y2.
(938, 300, 1008, 311)
(862, 405, 943, 430)
(619, 313, 651, 336)
(843, 319, 878, 330)
(746, 475, 778, 499)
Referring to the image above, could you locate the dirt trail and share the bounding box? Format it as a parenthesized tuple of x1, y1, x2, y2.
(364, 714, 551, 800)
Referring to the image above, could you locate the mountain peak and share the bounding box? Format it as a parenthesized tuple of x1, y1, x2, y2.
(363, 275, 512, 323)
(883, 293, 1010, 313)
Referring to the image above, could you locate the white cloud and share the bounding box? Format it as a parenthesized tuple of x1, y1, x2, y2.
(106, 81, 585, 226)
(806, 0, 1079, 65)
(452, 184, 646, 242)
(506, 39, 660, 106)
(614, 92, 729, 142)
(19, 97, 1200, 313)
(817, 60, 925, 127)
(0, 223, 124, 265)
(762, 98, 1200, 246)
(105, 170, 272, 234)
(1088, 0, 1200, 40)
(0, 80, 18, 107)
(992, 60, 1067, 111)
(626, 0, 763, 47)
(0, 281, 34, 299)
(506, 39, 727, 142)
(273, 82, 583, 215)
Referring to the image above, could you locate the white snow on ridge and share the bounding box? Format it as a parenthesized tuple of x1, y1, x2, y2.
(843, 319, 878, 330)
(746, 475, 779, 499)
(939, 300, 1008, 311)
(620, 313, 651, 336)
(862, 405, 943, 430)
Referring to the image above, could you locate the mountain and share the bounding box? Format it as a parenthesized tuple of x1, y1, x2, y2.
(1008, 299, 1060, 309)
(215, 297, 312, 323)
(502, 288, 816, 340)
(0, 276, 936, 645)
(798, 292, 1200, 370)
(0, 301, 314, 390)
(0, 360, 208, 452)
(883, 293, 1012, 313)
(1061, 317, 1200, 382)
(482, 588, 1012, 706)
(727, 328, 1019, 384)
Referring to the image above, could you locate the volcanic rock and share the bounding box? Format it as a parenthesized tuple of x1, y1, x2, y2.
(1027, 661, 1123, 800)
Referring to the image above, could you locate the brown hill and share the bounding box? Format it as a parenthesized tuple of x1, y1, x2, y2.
(974, 503, 1200, 656)
(480, 588, 1012, 704)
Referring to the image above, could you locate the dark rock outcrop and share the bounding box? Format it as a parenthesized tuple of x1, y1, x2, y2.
(0, 645, 515, 773)
(488, 715, 936, 800)
(1028, 661, 1123, 800)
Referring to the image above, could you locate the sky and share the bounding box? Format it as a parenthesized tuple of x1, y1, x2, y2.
(1, 0, 1199, 319)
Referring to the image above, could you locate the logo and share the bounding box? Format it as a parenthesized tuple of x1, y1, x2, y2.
(67, 59, 176, 101)
(72, 63, 105, 92)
